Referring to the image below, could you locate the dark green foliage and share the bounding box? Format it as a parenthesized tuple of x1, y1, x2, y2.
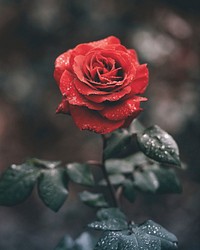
(103, 129, 134, 160)
(91, 208, 178, 250)
(137, 125, 181, 166)
(88, 208, 128, 231)
(79, 191, 108, 208)
(105, 159, 133, 174)
(0, 162, 41, 206)
(99, 174, 125, 186)
(55, 232, 95, 250)
(38, 168, 68, 212)
(123, 179, 137, 202)
(66, 163, 95, 186)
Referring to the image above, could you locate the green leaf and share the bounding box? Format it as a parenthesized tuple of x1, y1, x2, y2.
(79, 191, 108, 208)
(94, 220, 178, 250)
(139, 220, 178, 250)
(88, 208, 128, 231)
(134, 170, 159, 193)
(99, 174, 125, 186)
(123, 179, 136, 203)
(0, 162, 41, 206)
(96, 207, 127, 221)
(38, 168, 68, 212)
(151, 167, 182, 194)
(137, 125, 181, 166)
(105, 159, 133, 174)
(66, 163, 94, 186)
(103, 129, 133, 160)
(55, 232, 95, 250)
(125, 152, 151, 169)
(29, 158, 61, 169)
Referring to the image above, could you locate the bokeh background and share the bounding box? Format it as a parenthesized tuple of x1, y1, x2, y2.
(0, 0, 200, 249)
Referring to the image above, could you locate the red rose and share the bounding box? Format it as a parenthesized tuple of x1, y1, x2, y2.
(54, 36, 149, 134)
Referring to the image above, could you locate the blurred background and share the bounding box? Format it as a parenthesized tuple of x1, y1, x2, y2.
(0, 0, 200, 249)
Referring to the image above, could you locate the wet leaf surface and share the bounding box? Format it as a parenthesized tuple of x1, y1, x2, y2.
(38, 168, 68, 212)
(137, 125, 181, 166)
(0, 162, 41, 206)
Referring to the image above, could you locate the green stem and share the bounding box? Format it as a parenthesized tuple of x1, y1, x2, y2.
(101, 135, 119, 208)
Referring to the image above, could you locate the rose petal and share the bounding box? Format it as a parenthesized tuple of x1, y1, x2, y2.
(74, 78, 108, 95)
(85, 86, 131, 103)
(56, 99, 70, 114)
(60, 70, 104, 110)
(100, 96, 147, 121)
(122, 110, 141, 128)
(128, 49, 140, 66)
(129, 64, 149, 94)
(88, 36, 121, 47)
(69, 105, 124, 134)
(54, 50, 73, 83)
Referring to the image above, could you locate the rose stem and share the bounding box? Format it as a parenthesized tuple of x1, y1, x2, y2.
(101, 135, 119, 208)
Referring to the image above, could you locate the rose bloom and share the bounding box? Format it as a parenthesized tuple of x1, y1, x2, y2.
(54, 36, 148, 134)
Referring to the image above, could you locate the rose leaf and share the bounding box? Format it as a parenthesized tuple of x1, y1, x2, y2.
(137, 125, 181, 167)
(122, 179, 137, 203)
(0, 162, 41, 206)
(38, 168, 68, 212)
(66, 163, 95, 186)
(94, 220, 178, 250)
(150, 166, 182, 194)
(99, 174, 125, 186)
(105, 159, 133, 174)
(79, 191, 108, 208)
(88, 208, 128, 231)
(103, 129, 134, 160)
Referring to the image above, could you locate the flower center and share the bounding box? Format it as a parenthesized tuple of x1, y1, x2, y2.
(85, 54, 124, 85)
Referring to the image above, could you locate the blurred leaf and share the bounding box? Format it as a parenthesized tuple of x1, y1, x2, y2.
(103, 129, 133, 160)
(88, 208, 127, 231)
(94, 220, 178, 250)
(75, 232, 95, 250)
(29, 158, 61, 169)
(99, 174, 125, 186)
(79, 191, 108, 208)
(0, 162, 41, 206)
(125, 152, 150, 168)
(137, 125, 181, 166)
(55, 232, 95, 250)
(123, 179, 136, 203)
(105, 159, 133, 174)
(151, 167, 182, 194)
(38, 168, 68, 212)
(96, 207, 127, 221)
(134, 170, 159, 193)
(55, 235, 74, 250)
(66, 163, 94, 186)
(133, 163, 181, 194)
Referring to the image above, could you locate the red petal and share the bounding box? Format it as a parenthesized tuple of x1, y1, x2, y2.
(88, 36, 121, 48)
(100, 96, 147, 121)
(56, 99, 70, 114)
(54, 50, 73, 83)
(85, 86, 131, 103)
(69, 105, 124, 134)
(129, 64, 149, 94)
(74, 78, 108, 95)
(60, 70, 104, 110)
(128, 49, 140, 66)
(122, 110, 141, 128)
